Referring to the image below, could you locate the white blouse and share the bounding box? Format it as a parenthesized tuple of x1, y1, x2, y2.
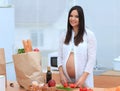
(58, 29, 97, 87)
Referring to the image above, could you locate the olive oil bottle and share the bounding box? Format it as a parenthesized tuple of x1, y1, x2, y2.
(46, 66, 52, 83)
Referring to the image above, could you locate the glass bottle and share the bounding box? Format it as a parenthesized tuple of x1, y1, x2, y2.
(46, 66, 52, 83)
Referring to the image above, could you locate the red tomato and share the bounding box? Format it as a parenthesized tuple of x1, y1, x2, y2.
(82, 88, 87, 91)
(79, 87, 87, 91)
(87, 88, 93, 91)
(33, 48, 40, 52)
(63, 83, 68, 88)
(69, 83, 76, 88)
(80, 88, 83, 91)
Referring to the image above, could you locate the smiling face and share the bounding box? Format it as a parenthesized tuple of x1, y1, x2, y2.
(69, 10, 79, 30)
(65, 6, 85, 45)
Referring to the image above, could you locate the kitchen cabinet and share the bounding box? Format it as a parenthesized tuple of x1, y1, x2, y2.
(0, 6, 14, 62)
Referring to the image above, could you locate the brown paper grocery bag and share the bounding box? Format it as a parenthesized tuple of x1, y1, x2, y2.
(13, 52, 44, 90)
(0, 48, 7, 87)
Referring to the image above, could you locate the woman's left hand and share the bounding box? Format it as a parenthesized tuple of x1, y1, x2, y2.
(75, 77, 85, 88)
(75, 72, 89, 88)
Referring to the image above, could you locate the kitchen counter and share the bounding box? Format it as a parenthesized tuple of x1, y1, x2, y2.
(43, 70, 120, 88)
(101, 70, 120, 76)
(6, 70, 120, 91)
(6, 81, 112, 91)
(94, 70, 120, 88)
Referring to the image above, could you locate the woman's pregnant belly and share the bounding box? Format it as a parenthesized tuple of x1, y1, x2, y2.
(66, 52, 75, 78)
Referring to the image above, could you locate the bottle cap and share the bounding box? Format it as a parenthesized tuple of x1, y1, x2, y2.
(47, 66, 51, 71)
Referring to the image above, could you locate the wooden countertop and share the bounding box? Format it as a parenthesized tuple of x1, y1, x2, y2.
(6, 71, 120, 91)
(49, 71, 120, 88)
(6, 81, 105, 91)
(6, 81, 117, 91)
(101, 70, 120, 76)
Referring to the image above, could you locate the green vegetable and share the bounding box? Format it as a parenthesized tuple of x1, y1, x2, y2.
(56, 85, 72, 91)
(17, 48, 25, 54)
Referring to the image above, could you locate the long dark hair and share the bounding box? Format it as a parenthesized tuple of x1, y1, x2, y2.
(64, 5, 85, 46)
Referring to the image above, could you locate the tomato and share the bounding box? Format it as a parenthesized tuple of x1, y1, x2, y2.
(69, 83, 76, 88)
(79, 87, 87, 91)
(33, 48, 40, 52)
(87, 88, 93, 91)
(82, 88, 87, 91)
(63, 82, 68, 88)
(80, 88, 83, 91)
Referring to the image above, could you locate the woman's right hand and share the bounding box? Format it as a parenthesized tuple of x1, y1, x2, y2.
(58, 66, 68, 85)
(59, 73, 68, 85)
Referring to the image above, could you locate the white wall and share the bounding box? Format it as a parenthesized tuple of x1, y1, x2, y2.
(0, 7, 15, 63)
(14, 0, 68, 27)
(77, 0, 120, 68)
(14, 0, 120, 69)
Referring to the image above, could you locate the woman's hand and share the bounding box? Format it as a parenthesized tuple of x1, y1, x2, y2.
(58, 66, 68, 85)
(75, 76, 85, 88)
(75, 72, 89, 88)
(59, 73, 68, 85)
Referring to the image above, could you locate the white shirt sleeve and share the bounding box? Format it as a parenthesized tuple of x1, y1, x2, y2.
(84, 30, 97, 73)
(58, 32, 65, 68)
